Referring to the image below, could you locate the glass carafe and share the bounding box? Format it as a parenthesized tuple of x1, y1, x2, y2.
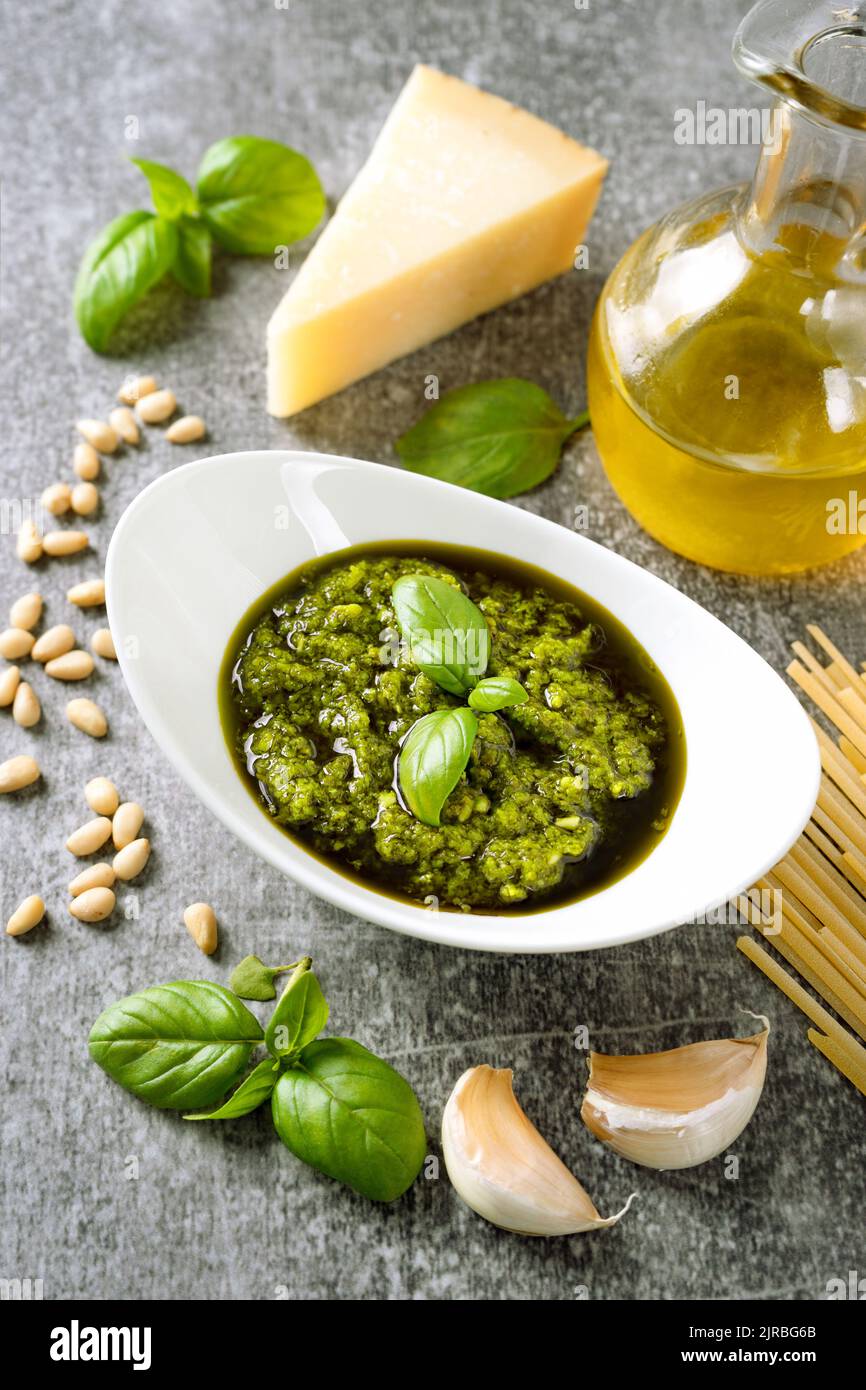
(587, 0, 866, 574)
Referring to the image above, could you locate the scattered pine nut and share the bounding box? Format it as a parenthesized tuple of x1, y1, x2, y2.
(113, 837, 150, 881)
(0, 755, 41, 793)
(165, 415, 206, 444)
(66, 816, 113, 856)
(76, 419, 119, 454)
(73, 442, 100, 481)
(41, 482, 72, 517)
(91, 628, 116, 660)
(6, 895, 45, 937)
(113, 801, 144, 849)
(12, 681, 40, 728)
(136, 388, 176, 424)
(0, 628, 35, 660)
(109, 406, 140, 445)
(45, 649, 94, 681)
(71, 482, 99, 517)
(184, 902, 218, 955)
(42, 530, 89, 557)
(66, 697, 108, 738)
(0, 666, 21, 707)
(118, 374, 158, 405)
(32, 624, 75, 662)
(85, 776, 119, 816)
(9, 593, 42, 631)
(69, 886, 115, 922)
(69, 862, 116, 896)
(17, 520, 43, 564)
(67, 578, 105, 607)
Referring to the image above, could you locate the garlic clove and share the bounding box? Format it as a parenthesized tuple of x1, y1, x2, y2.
(442, 1064, 634, 1236)
(580, 1019, 769, 1170)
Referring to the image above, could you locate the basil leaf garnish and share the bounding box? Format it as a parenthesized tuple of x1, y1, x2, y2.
(172, 215, 212, 297)
(468, 675, 528, 712)
(272, 1039, 426, 1202)
(184, 1058, 278, 1121)
(392, 574, 489, 695)
(130, 158, 198, 220)
(229, 953, 290, 1002)
(396, 378, 589, 499)
(88, 981, 263, 1110)
(265, 960, 329, 1060)
(73, 211, 178, 351)
(398, 707, 477, 827)
(196, 136, 325, 254)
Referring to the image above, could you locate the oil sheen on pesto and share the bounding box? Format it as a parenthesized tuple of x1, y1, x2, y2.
(220, 544, 685, 914)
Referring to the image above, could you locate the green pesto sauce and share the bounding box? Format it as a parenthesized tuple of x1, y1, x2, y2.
(220, 543, 685, 915)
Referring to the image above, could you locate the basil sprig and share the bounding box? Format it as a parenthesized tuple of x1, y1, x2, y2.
(74, 135, 325, 351)
(89, 957, 426, 1203)
(391, 575, 527, 826)
(396, 378, 589, 499)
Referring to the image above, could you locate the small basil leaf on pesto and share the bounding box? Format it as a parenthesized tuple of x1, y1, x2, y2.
(130, 158, 198, 221)
(73, 211, 178, 352)
(196, 135, 325, 254)
(398, 706, 478, 827)
(396, 378, 589, 499)
(468, 675, 528, 713)
(184, 1058, 279, 1121)
(392, 573, 489, 695)
(264, 959, 329, 1059)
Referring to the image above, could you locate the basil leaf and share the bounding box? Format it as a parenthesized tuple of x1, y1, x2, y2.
(392, 573, 489, 695)
(172, 215, 212, 297)
(468, 675, 528, 712)
(396, 379, 588, 499)
(397, 707, 477, 827)
(73, 211, 178, 351)
(272, 1038, 426, 1202)
(130, 158, 198, 220)
(265, 960, 329, 1060)
(196, 136, 325, 254)
(88, 981, 263, 1110)
(184, 1058, 278, 1120)
(230, 954, 280, 1001)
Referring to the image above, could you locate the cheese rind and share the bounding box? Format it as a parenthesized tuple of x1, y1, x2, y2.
(267, 65, 608, 417)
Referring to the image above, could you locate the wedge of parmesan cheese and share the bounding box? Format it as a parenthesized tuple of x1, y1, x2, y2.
(266, 65, 607, 416)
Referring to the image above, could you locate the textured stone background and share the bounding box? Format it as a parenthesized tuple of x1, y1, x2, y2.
(1, 0, 863, 1302)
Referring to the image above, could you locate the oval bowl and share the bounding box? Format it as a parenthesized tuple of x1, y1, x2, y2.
(105, 450, 819, 953)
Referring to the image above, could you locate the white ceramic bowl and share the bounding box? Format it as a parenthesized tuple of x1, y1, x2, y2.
(106, 450, 819, 953)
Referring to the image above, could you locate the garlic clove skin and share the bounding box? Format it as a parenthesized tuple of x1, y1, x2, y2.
(580, 1021, 769, 1170)
(442, 1065, 634, 1236)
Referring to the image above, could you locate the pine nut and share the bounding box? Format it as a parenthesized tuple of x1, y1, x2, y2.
(76, 419, 119, 453)
(69, 886, 116, 922)
(17, 520, 42, 564)
(9, 593, 42, 631)
(69, 862, 115, 896)
(66, 816, 113, 856)
(136, 388, 176, 424)
(6, 895, 45, 936)
(42, 530, 89, 557)
(66, 698, 108, 738)
(0, 628, 35, 660)
(113, 837, 150, 881)
(73, 442, 100, 481)
(113, 801, 144, 849)
(32, 624, 75, 662)
(45, 649, 94, 680)
(85, 776, 119, 816)
(91, 628, 117, 660)
(67, 578, 105, 607)
(165, 415, 206, 444)
(12, 681, 40, 728)
(41, 482, 72, 516)
(0, 755, 40, 793)
(118, 374, 158, 405)
(0, 666, 21, 707)
(109, 406, 140, 444)
(71, 482, 99, 517)
(184, 902, 218, 955)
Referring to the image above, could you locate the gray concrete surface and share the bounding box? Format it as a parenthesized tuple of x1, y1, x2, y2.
(1, 0, 863, 1302)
